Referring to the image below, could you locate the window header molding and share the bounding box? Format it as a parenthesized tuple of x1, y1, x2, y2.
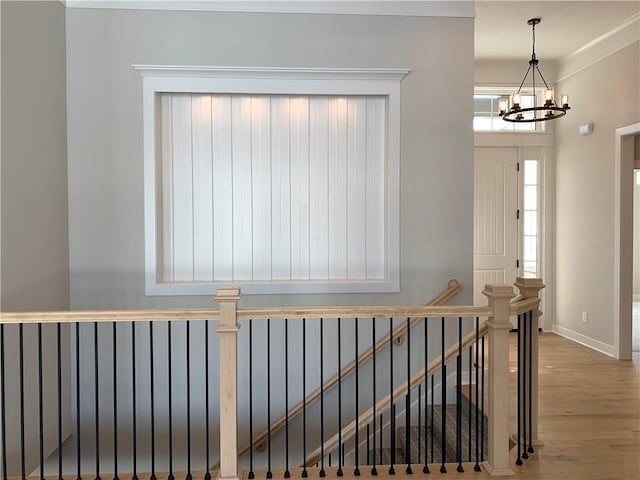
(137, 64, 405, 295)
(133, 65, 410, 82)
(67, 1, 474, 18)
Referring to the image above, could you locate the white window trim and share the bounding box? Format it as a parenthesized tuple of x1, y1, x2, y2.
(135, 65, 408, 295)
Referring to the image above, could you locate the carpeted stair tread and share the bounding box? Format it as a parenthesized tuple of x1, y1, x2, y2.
(398, 403, 488, 465)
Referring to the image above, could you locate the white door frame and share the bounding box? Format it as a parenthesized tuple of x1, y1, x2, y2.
(613, 122, 640, 360)
(474, 133, 555, 330)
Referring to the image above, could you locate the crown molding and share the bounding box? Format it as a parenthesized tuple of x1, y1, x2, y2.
(64, 0, 475, 17)
(556, 12, 640, 82)
(133, 65, 410, 81)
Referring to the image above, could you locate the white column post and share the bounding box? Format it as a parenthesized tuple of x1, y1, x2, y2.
(514, 277, 545, 446)
(483, 284, 516, 476)
(216, 288, 242, 480)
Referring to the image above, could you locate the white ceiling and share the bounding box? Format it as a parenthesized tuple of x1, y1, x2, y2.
(475, 1, 640, 60)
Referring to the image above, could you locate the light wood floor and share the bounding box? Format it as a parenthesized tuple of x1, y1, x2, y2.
(246, 333, 640, 480)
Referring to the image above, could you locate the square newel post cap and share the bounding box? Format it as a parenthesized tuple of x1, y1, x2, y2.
(484, 284, 515, 330)
(482, 284, 516, 300)
(514, 277, 545, 297)
(215, 287, 242, 303)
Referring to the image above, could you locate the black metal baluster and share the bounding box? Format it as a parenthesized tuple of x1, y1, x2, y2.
(39, 324, 44, 480)
(57, 324, 63, 480)
(371, 318, 377, 476)
(474, 318, 480, 472)
(390, 403, 396, 475)
(168, 322, 174, 480)
(516, 315, 522, 466)
(186, 321, 193, 480)
(388, 318, 395, 475)
(284, 319, 290, 479)
(149, 323, 156, 480)
(302, 319, 308, 478)
(113, 323, 119, 480)
(205, 320, 211, 480)
(0, 325, 5, 480)
(430, 375, 434, 465)
(405, 394, 411, 472)
(367, 424, 370, 465)
(337, 318, 343, 477)
(418, 384, 422, 466)
(320, 318, 325, 478)
(405, 318, 412, 474)
(267, 319, 272, 480)
(328, 453, 331, 467)
(248, 320, 254, 480)
(354, 318, 360, 476)
(522, 313, 528, 460)
(440, 318, 446, 474)
(528, 311, 534, 455)
(423, 318, 429, 474)
(341, 444, 345, 467)
(378, 413, 383, 468)
(76, 323, 81, 480)
(456, 318, 463, 473)
(480, 335, 485, 462)
(132, 323, 138, 480)
(94, 323, 101, 480)
(20, 324, 26, 480)
(468, 344, 472, 463)
(0, 323, 5, 480)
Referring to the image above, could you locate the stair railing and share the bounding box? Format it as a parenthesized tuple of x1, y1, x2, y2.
(220, 279, 461, 468)
(218, 278, 542, 479)
(0, 278, 542, 480)
(299, 320, 490, 469)
(510, 278, 545, 465)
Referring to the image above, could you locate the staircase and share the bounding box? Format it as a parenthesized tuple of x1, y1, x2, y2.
(374, 386, 488, 467)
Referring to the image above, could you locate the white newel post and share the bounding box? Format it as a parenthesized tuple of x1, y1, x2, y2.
(216, 288, 242, 480)
(514, 277, 545, 447)
(483, 284, 516, 476)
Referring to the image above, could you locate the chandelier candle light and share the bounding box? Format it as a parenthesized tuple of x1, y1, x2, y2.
(499, 18, 570, 123)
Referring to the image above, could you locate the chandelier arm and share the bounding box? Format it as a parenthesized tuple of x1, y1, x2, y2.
(516, 65, 532, 94)
(534, 65, 551, 90)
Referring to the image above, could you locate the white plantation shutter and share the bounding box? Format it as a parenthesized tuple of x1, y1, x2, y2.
(159, 93, 386, 285)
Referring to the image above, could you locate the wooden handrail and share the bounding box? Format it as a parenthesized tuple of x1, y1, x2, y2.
(509, 297, 540, 316)
(0, 308, 221, 324)
(222, 279, 462, 467)
(237, 304, 490, 320)
(0, 304, 494, 325)
(299, 321, 489, 467)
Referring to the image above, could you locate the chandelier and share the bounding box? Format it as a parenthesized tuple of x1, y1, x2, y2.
(499, 18, 570, 123)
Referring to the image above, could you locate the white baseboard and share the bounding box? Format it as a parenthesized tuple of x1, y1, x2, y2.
(552, 324, 615, 357)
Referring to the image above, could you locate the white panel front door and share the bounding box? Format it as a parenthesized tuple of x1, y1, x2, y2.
(474, 147, 519, 306)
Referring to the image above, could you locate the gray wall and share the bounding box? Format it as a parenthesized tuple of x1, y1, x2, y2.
(64, 7, 474, 471)
(66, 9, 474, 310)
(1, 0, 71, 475)
(555, 42, 640, 349)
